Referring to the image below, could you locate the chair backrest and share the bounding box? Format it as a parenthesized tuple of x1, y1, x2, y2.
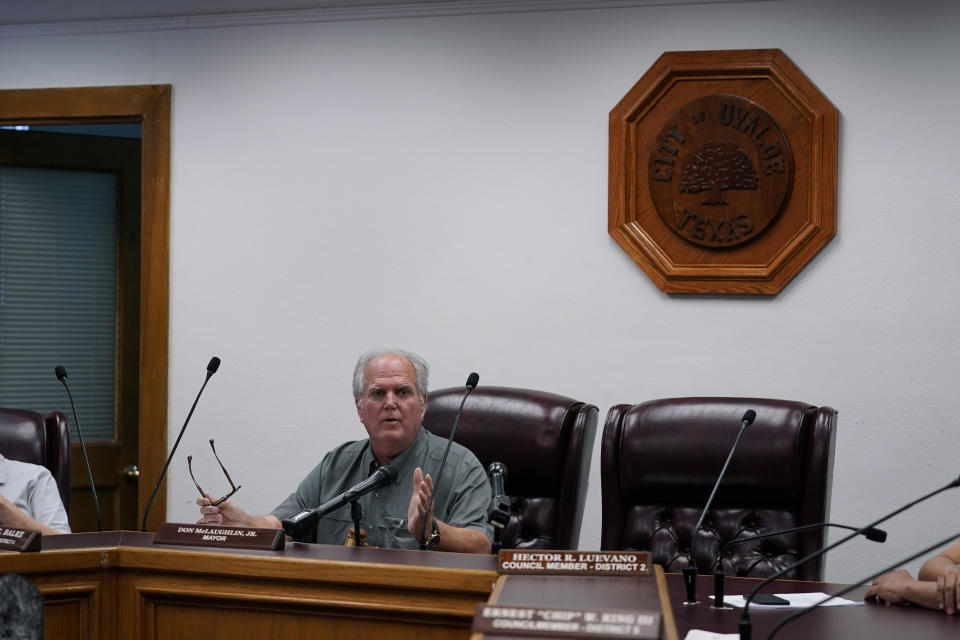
(423, 386, 597, 550)
(0, 408, 72, 514)
(600, 397, 836, 580)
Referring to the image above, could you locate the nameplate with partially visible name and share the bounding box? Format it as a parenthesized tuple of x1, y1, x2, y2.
(0, 527, 40, 552)
(498, 549, 651, 576)
(473, 604, 661, 639)
(154, 522, 285, 550)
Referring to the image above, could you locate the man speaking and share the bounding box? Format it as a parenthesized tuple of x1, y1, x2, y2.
(197, 349, 492, 553)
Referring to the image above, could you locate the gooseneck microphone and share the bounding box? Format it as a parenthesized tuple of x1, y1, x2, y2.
(684, 409, 756, 605)
(739, 473, 960, 640)
(418, 372, 479, 548)
(712, 521, 886, 608)
(765, 529, 960, 640)
(54, 365, 103, 531)
(488, 462, 509, 523)
(281, 465, 398, 539)
(140, 357, 221, 532)
(487, 461, 510, 554)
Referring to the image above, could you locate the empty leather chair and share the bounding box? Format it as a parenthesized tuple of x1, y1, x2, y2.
(423, 386, 597, 550)
(0, 408, 72, 514)
(601, 397, 836, 579)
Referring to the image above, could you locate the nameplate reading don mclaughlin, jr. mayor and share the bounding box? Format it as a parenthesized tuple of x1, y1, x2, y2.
(473, 604, 661, 640)
(154, 522, 285, 550)
(498, 549, 652, 576)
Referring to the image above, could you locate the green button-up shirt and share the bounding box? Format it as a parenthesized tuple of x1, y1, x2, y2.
(271, 427, 493, 548)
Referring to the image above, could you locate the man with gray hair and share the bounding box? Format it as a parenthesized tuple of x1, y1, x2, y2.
(198, 349, 492, 553)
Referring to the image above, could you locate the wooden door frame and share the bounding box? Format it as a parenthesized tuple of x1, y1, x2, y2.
(0, 128, 142, 531)
(0, 85, 171, 531)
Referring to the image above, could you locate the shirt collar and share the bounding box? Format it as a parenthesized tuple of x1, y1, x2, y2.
(361, 426, 426, 483)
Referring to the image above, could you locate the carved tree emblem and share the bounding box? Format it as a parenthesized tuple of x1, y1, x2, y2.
(608, 49, 838, 294)
(679, 141, 758, 206)
(647, 95, 793, 249)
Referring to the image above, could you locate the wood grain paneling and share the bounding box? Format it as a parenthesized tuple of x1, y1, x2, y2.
(609, 50, 837, 294)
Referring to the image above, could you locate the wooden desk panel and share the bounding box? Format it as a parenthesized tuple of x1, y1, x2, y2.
(117, 550, 493, 640)
(34, 577, 105, 640)
(667, 571, 960, 639)
(0, 545, 116, 640)
(2, 531, 498, 640)
(7, 534, 960, 640)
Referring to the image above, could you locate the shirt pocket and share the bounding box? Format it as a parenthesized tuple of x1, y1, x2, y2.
(380, 516, 420, 550)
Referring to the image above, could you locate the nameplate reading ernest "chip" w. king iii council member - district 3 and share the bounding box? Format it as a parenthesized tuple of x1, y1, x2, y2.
(154, 522, 285, 550)
(498, 550, 651, 576)
(473, 604, 661, 640)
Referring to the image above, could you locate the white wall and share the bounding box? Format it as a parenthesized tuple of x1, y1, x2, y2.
(3, 0, 959, 583)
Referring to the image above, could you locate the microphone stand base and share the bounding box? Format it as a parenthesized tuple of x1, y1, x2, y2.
(350, 501, 364, 548)
(681, 565, 699, 606)
(711, 604, 735, 610)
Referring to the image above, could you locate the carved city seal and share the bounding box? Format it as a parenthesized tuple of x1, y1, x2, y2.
(648, 94, 793, 249)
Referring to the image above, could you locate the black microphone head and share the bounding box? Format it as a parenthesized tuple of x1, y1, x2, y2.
(863, 527, 887, 543)
(465, 372, 479, 390)
(55, 365, 68, 382)
(742, 409, 757, 426)
(379, 465, 398, 483)
(207, 357, 221, 374)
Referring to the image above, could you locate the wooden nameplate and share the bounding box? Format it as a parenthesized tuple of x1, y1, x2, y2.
(473, 604, 660, 639)
(498, 549, 652, 577)
(474, 564, 679, 640)
(154, 522, 285, 550)
(0, 527, 41, 552)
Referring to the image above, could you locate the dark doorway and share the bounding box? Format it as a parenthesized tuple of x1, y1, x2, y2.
(0, 85, 171, 531)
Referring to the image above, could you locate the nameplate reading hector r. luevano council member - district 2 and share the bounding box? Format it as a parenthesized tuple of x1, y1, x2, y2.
(0, 527, 41, 552)
(498, 549, 652, 576)
(473, 604, 661, 640)
(154, 522, 285, 550)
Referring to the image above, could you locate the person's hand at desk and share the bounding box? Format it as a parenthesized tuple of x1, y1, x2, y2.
(865, 570, 940, 610)
(866, 539, 960, 614)
(197, 492, 282, 529)
(917, 539, 960, 615)
(934, 564, 960, 615)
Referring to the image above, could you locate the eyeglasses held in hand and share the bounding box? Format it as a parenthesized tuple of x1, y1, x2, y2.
(188, 438, 242, 506)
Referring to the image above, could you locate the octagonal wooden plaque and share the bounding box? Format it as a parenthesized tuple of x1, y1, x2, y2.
(609, 49, 837, 294)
